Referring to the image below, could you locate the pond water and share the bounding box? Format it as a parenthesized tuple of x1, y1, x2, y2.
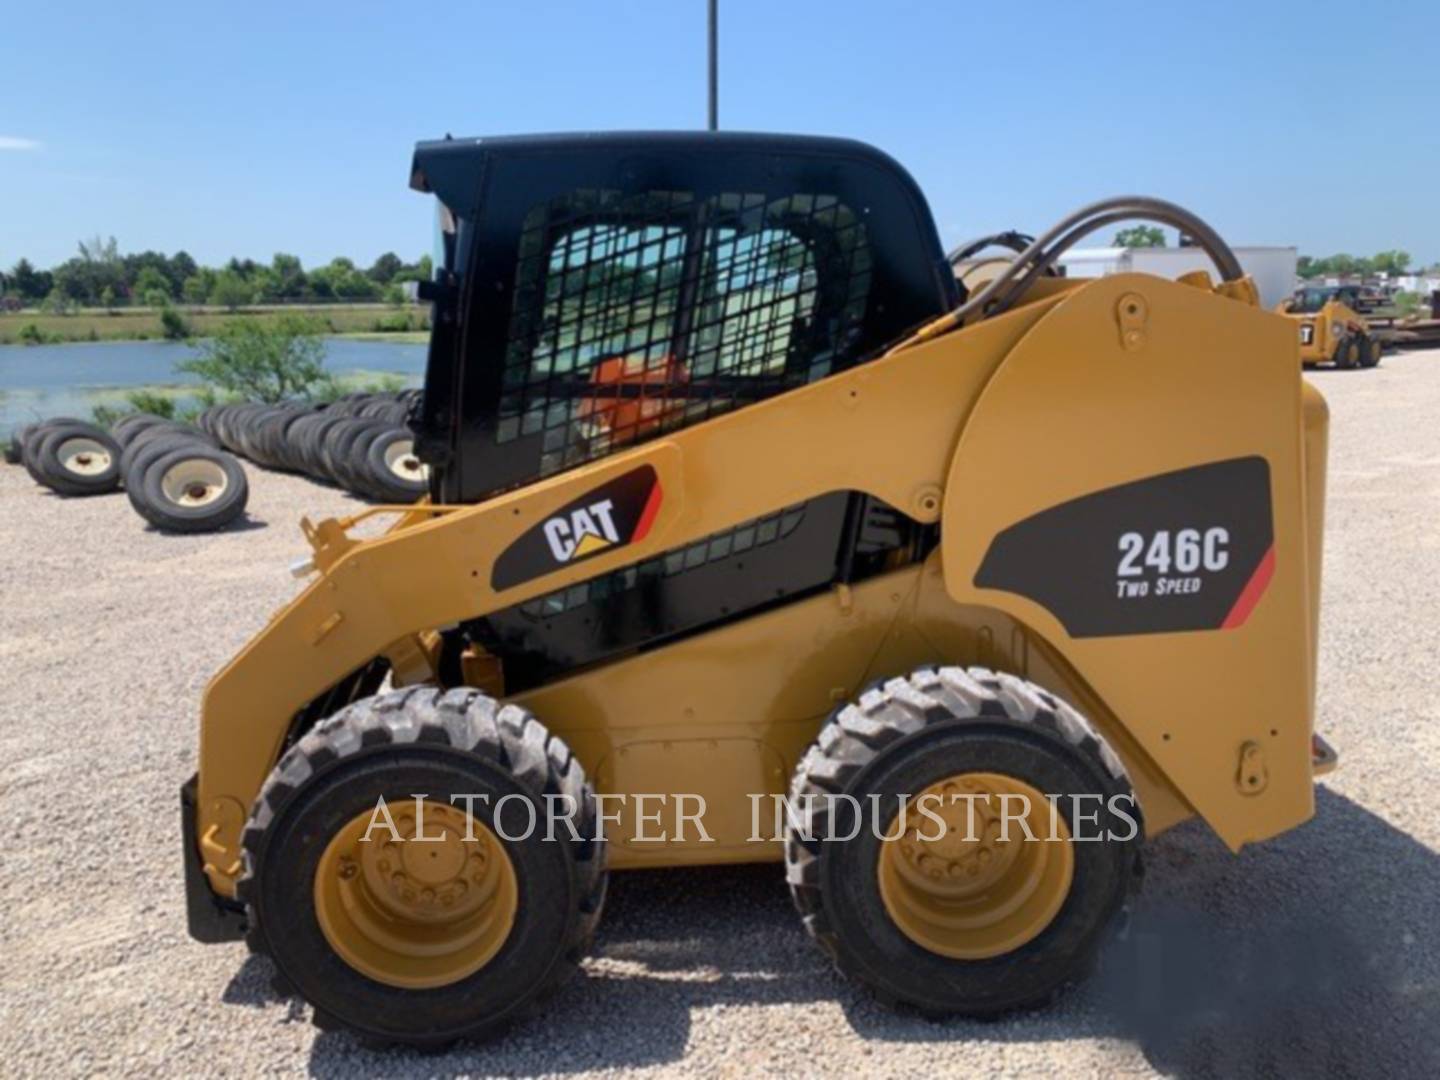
(0, 338, 427, 437)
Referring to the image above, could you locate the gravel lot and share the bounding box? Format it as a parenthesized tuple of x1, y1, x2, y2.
(3, 351, 1439, 1079)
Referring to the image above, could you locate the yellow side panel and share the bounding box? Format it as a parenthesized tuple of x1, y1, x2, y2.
(941, 274, 1314, 850)
(515, 553, 1196, 870)
(515, 572, 916, 867)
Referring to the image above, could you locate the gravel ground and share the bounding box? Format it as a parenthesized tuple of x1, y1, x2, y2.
(2, 351, 1439, 1079)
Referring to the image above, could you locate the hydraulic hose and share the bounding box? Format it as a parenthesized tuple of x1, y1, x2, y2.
(947, 230, 1041, 266)
(916, 197, 1244, 343)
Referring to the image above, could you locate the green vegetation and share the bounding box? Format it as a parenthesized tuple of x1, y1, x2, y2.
(370, 311, 424, 333)
(0, 303, 427, 344)
(91, 389, 182, 428)
(159, 307, 190, 340)
(1390, 291, 1427, 318)
(338, 330, 429, 344)
(84, 370, 416, 430)
(16, 322, 61, 345)
(0, 237, 432, 313)
(1297, 250, 1417, 279)
(178, 316, 331, 403)
(1114, 225, 1166, 248)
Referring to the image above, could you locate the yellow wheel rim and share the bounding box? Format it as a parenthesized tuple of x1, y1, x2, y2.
(877, 772, 1074, 960)
(1347, 341, 1360, 365)
(314, 800, 518, 989)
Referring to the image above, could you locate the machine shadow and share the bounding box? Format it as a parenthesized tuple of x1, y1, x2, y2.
(846, 786, 1440, 1079)
(297, 861, 838, 1076)
(244, 787, 1438, 1077)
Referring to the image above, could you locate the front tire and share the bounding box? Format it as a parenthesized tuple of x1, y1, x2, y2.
(1333, 336, 1361, 369)
(238, 687, 607, 1047)
(785, 666, 1141, 1016)
(1359, 335, 1382, 368)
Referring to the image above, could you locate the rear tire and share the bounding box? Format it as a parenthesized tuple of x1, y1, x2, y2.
(238, 687, 607, 1047)
(785, 666, 1142, 1016)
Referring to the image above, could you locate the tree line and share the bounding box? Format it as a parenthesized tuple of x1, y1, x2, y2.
(0, 237, 433, 312)
(1113, 229, 1430, 281)
(1296, 251, 1424, 280)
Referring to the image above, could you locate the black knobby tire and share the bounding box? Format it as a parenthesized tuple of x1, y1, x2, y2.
(237, 686, 607, 1047)
(31, 422, 123, 496)
(135, 446, 249, 533)
(1332, 336, 1357, 369)
(785, 666, 1142, 1016)
(1359, 336, 1382, 369)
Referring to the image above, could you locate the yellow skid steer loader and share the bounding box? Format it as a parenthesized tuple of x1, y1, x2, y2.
(1277, 285, 1382, 368)
(181, 132, 1333, 1046)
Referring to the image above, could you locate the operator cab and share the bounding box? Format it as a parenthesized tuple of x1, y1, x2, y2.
(408, 132, 959, 689)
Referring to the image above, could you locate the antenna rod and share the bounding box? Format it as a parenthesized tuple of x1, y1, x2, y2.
(707, 0, 718, 130)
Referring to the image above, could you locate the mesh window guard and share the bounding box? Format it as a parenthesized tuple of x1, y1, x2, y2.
(498, 187, 873, 485)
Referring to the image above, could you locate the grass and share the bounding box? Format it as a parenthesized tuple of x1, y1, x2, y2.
(335, 331, 430, 344)
(0, 304, 430, 345)
(78, 370, 421, 428)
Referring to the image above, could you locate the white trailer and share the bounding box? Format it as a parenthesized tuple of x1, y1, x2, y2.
(1057, 245, 1297, 309)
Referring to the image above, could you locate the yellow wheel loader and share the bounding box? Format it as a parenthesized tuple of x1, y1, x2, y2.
(1277, 285, 1382, 368)
(181, 133, 1334, 1046)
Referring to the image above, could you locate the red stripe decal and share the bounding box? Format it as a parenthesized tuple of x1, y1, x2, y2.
(631, 480, 663, 543)
(1221, 545, 1275, 629)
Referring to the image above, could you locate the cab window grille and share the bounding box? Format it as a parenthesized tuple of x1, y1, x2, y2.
(498, 188, 872, 485)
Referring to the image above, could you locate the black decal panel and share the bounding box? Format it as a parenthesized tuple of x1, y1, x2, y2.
(974, 457, 1274, 638)
(492, 466, 661, 591)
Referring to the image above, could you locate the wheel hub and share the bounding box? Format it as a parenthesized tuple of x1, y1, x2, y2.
(383, 439, 430, 482)
(315, 800, 517, 988)
(59, 437, 113, 476)
(159, 458, 228, 507)
(877, 771, 1074, 960)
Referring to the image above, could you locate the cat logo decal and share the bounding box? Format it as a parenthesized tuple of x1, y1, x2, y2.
(492, 466, 662, 590)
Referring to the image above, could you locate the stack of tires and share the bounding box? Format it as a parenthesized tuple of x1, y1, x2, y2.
(114, 414, 250, 533)
(197, 390, 426, 503)
(4, 415, 250, 534)
(9, 417, 124, 497)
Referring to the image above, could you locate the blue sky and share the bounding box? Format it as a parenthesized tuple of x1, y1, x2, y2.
(2, 0, 1434, 270)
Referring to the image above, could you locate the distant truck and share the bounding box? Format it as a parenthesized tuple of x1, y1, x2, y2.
(1057, 244, 1298, 309)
